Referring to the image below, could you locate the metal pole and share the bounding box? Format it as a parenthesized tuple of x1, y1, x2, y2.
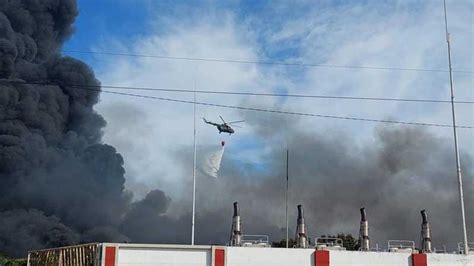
(443, 0, 469, 255)
(191, 83, 197, 245)
(286, 149, 289, 248)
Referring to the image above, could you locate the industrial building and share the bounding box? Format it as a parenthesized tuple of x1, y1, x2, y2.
(27, 203, 473, 266)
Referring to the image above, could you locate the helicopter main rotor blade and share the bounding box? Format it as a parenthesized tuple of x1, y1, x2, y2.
(228, 120, 245, 124)
(232, 125, 243, 128)
(219, 115, 226, 124)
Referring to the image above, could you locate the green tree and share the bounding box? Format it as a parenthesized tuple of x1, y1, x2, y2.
(0, 253, 27, 266)
(336, 233, 359, 251)
(272, 238, 297, 248)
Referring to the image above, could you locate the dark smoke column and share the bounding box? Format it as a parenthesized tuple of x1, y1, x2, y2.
(0, 0, 130, 257)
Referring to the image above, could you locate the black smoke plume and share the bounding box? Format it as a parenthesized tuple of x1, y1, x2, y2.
(168, 113, 472, 251)
(186, 114, 474, 249)
(0, 0, 173, 258)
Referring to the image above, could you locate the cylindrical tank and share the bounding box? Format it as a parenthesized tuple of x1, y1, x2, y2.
(230, 202, 242, 246)
(295, 205, 308, 248)
(420, 210, 432, 253)
(359, 208, 370, 251)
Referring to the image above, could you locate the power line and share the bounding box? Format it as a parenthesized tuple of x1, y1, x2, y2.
(3, 80, 471, 129)
(4, 80, 473, 104)
(61, 49, 474, 74)
(77, 88, 474, 129)
(2, 44, 473, 74)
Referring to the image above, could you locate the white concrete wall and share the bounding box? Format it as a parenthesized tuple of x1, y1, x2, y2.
(226, 247, 315, 266)
(116, 244, 211, 266)
(329, 250, 412, 266)
(95, 243, 474, 266)
(428, 253, 474, 266)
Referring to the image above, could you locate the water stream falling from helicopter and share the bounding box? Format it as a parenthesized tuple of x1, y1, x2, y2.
(201, 141, 226, 178)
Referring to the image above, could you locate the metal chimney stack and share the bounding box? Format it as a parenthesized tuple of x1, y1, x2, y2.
(295, 205, 308, 248)
(358, 207, 370, 251)
(420, 210, 432, 253)
(230, 202, 242, 246)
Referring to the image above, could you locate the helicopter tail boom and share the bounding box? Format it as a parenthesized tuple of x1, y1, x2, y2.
(202, 117, 219, 126)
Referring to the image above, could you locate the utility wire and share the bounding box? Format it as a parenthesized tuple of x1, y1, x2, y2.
(4, 80, 473, 104)
(4, 43, 467, 74)
(61, 49, 474, 74)
(3, 80, 471, 129)
(77, 88, 474, 129)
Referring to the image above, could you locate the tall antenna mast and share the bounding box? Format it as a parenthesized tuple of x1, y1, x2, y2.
(191, 77, 197, 245)
(285, 149, 289, 248)
(443, 0, 468, 255)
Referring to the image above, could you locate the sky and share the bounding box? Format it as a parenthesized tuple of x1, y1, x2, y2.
(62, 0, 473, 246)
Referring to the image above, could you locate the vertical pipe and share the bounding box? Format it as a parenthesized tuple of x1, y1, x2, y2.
(359, 207, 370, 251)
(191, 84, 197, 245)
(443, 0, 469, 255)
(420, 210, 432, 253)
(286, 149, 289, 248)
(230, 202, 242, 246)
(295, 205, 308, 248)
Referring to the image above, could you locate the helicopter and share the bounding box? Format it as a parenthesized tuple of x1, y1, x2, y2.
(202, 115, 244, 135)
